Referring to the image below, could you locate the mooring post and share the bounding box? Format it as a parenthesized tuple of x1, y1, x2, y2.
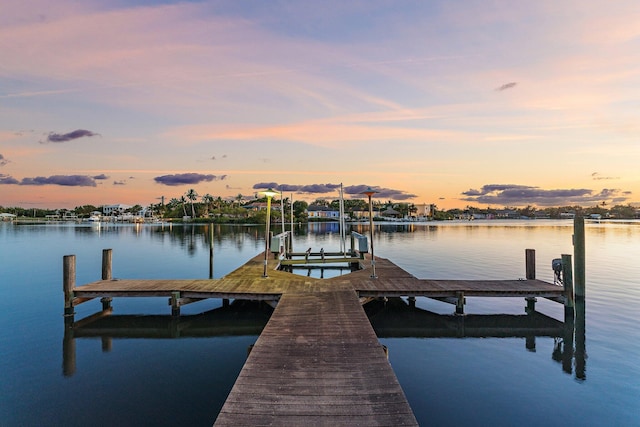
(562, 254, 574, 310)
(408, 296, 416, 308)
(102, 248, 112, 280)
(525, 249, 537, 312)
(63, 255, 76, 320)
(573, 216, 586, 301)
(100, 249, 113, 310)
(209, 224, 214, 279)
(525, 249, 536, 279)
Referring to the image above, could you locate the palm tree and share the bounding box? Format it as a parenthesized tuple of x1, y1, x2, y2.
(201, 194, 214, 217)
(179, 195, 188, 217)
(185, 189, 198, 218)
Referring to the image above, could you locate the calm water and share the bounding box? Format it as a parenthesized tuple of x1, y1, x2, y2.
(1, 220, 639, 426)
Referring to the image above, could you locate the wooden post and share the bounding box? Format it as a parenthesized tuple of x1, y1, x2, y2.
(102, 249, 112, 280)
(455, 291, 465, 315)
(408, 296, 416, 308)
(525, 297, 537, 314)
(562, 254, 574, 310)
(573, 216, 586, 301)
(209, 225, 214, 279)
(223, 298, 230, 307)
(525, 249, 536, 279)
(100, 297, 112, 310)
(170, 291, 180, 316)
(63, 255, 76, 318)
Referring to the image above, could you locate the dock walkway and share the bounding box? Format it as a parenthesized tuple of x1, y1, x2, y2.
(66, 251, 565, 426)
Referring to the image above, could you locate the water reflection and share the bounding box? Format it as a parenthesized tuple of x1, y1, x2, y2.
(63, 300, 273, 377)
(366, 298, 587, 381)
(63, 296, 586, 382)
(553, 300, 587, 381)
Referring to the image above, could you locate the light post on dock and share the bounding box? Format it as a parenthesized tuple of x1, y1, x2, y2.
(361, 187, 378, 278)
(261, 188, 278, 278)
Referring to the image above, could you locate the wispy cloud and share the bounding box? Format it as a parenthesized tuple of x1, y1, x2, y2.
(495, 82, 517, 91)
(0, 174, 97, 187)
(461, 184, 630, 207)
(40, 129, 100, 144)
(0, 174, 19, 184)
(93, 174, 109, 180)
(252, 182, 416, 200)
(0, 154, 9, 166)
(591, 172, 619, 180)
(154, 173, 227, 186)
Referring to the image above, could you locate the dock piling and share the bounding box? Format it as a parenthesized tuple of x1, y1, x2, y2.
(102, 249, 112, 280)
(63, 255, 76, 319)
(525, 249, 536, 280)
(562, 254, 574, 310)
(170, 291, 181, 316)
(455, 291, 465, 315)
(573, 217, 586, 300)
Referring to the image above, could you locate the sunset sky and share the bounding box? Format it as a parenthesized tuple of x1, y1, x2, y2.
(2, 0, 639, 209)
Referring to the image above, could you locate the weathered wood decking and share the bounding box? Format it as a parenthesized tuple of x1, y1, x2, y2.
(67, 252, 565, 426)
(215, 290, 416, 426)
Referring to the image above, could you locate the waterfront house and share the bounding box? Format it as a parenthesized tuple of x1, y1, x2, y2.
(307, 205, 340, 220)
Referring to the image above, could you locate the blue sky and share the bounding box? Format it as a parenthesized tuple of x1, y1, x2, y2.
(1, 0, 639, 208)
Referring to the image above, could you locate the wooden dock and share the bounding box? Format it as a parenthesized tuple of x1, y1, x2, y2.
(64, 249, 566, 426)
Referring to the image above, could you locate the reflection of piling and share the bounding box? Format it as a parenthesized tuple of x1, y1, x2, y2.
(574, 299, 586, 380)
(562, 302, 575, 375)
(62, 325, 76, 377)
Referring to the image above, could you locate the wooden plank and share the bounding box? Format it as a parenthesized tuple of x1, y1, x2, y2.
(214, 290, 418, 426)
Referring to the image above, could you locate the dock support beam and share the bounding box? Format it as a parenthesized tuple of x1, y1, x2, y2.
(455, 291, 465, 315)
(63, 255, 76, 321)
(170, 291, 180, 316)
(525, 297, 537, 314)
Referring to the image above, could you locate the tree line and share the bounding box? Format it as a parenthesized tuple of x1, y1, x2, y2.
(1, 188, 638, 220)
